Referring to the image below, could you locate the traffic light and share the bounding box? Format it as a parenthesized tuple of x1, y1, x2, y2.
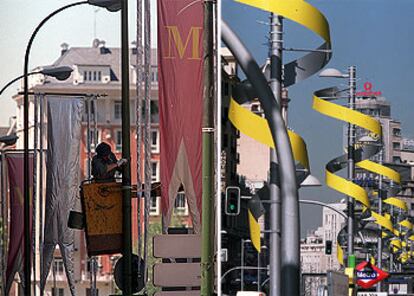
(325, 240, 332, 255)
(225, 186, 240, 215)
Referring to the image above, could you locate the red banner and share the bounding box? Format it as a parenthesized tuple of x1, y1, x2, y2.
(5, 153, 33, 294)
(158, 0, 203, 232)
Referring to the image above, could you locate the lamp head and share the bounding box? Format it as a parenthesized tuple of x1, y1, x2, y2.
(40, 66, 73, 81)
(319, 68, 349, 78)
(88, 0, 121, 12)
(300, 174, 321, 187)
(0, 134, 18, 146)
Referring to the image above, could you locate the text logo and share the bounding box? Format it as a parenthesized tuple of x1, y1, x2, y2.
(356, 82, 382, 97)
(165, 26, 202, 60)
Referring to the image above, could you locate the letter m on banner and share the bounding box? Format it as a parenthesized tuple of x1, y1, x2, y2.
(165, 26, 202, 60)
(158, 0, 204, 233)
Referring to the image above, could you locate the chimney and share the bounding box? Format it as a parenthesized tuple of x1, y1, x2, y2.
(60, 42, 69, 56)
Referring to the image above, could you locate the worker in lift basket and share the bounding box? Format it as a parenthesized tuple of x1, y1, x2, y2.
(91, 142, 127, 182)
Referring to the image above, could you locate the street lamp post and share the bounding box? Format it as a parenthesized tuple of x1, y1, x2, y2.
(22, 2, 120, 295)
(319, 66, 357, 268)
(0, 66, 73, 97)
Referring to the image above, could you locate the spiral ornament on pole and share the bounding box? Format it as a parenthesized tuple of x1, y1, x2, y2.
(312, 86, 413, 270)
(224, 0, 332, 294)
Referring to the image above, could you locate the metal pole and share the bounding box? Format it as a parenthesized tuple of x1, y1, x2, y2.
(269, 13, 282, 296)
(22, 4, 89, 294)
(200, 0, 215, 294)
(143, 0, 151, 284)
(52, 258, 56, 296)
(347, 66, 356, 267)
(257, 252, 260, 292)
(121, 0, 132, 293)
(135, 0, 144, 269)
(389, 205, 394, 272)
(0, 152, 4, 296)
(86, 98, 97, 296)
(32, 95, 39, 296)
(241, 239, 245, 291)
(39, 95, 45, 296)
(377, 147, 383, 292)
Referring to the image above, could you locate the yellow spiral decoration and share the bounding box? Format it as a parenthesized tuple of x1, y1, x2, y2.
(313, 85, 407, 265)
(229, 0, 332, 253)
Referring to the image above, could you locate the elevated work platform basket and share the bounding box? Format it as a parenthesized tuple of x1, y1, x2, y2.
(80, 180, 123, 256)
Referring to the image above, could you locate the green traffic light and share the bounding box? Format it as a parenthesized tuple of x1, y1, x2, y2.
(229, 204, 236, 211)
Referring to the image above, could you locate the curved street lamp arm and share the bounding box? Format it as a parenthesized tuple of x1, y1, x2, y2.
(299, 199, 347, 219)
(0, 72, 41, 96)
(222, 20, 300, 295)
(22, 2, 88, 295)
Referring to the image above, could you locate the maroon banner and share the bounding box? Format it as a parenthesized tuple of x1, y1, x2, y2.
(158, 0, 203, 232)
(5, 153, 33, 294)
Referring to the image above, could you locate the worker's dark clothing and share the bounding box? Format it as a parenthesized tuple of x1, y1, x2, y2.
(91, 152, 118, 182)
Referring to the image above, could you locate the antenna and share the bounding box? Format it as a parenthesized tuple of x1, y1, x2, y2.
(94, 8, 100, 39)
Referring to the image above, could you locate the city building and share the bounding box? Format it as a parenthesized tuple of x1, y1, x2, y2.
(8, 39, 192, 296)
(300, 203, 346, 296)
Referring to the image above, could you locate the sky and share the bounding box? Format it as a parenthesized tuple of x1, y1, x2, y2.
(223, 0, 414, 235)
(1, 0, 414, 236)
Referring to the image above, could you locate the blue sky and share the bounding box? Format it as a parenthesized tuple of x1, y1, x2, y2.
(223, 0, 414, 235)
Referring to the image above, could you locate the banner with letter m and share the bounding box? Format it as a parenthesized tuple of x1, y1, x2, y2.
(158, 0, 203, 232)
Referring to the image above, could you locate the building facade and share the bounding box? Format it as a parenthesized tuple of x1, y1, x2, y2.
(10, 39, 191, 296)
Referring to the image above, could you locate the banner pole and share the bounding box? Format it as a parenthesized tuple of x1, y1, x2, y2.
(121, 0, 132, 293)
(200, 0, 215, 294)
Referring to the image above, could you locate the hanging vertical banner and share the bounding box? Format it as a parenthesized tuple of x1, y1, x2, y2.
(40, 97, 84, 296)
(5, 153, 33, 295)
(158, 0, 204, 232)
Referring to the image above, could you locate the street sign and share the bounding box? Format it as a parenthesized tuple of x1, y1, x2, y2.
(153, 234, 201, 258)
(356, 261, 389, 289)
(357, 292, 388, 296)
(153, 263, 201, 287)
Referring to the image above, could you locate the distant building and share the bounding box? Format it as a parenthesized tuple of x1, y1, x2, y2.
(300, 203, 346, 296)
(353, 96, 402, 163)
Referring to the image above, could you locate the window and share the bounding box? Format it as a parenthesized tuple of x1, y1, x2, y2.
(53, 257, 64, 275)
(52, 288, 65, 296)
(174, 192, 188, 215)
(393, 142, 401, 150)
(115, 130, 122, 151)
(393, 128, 401, 136)
(151, 161, 159, 182)
(393, 156, 401, 163)
(83, 70, 102, 82)
(151, 129, 159, 153)
(150, 196, 160, 216)
(114, 101, 122, 119)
